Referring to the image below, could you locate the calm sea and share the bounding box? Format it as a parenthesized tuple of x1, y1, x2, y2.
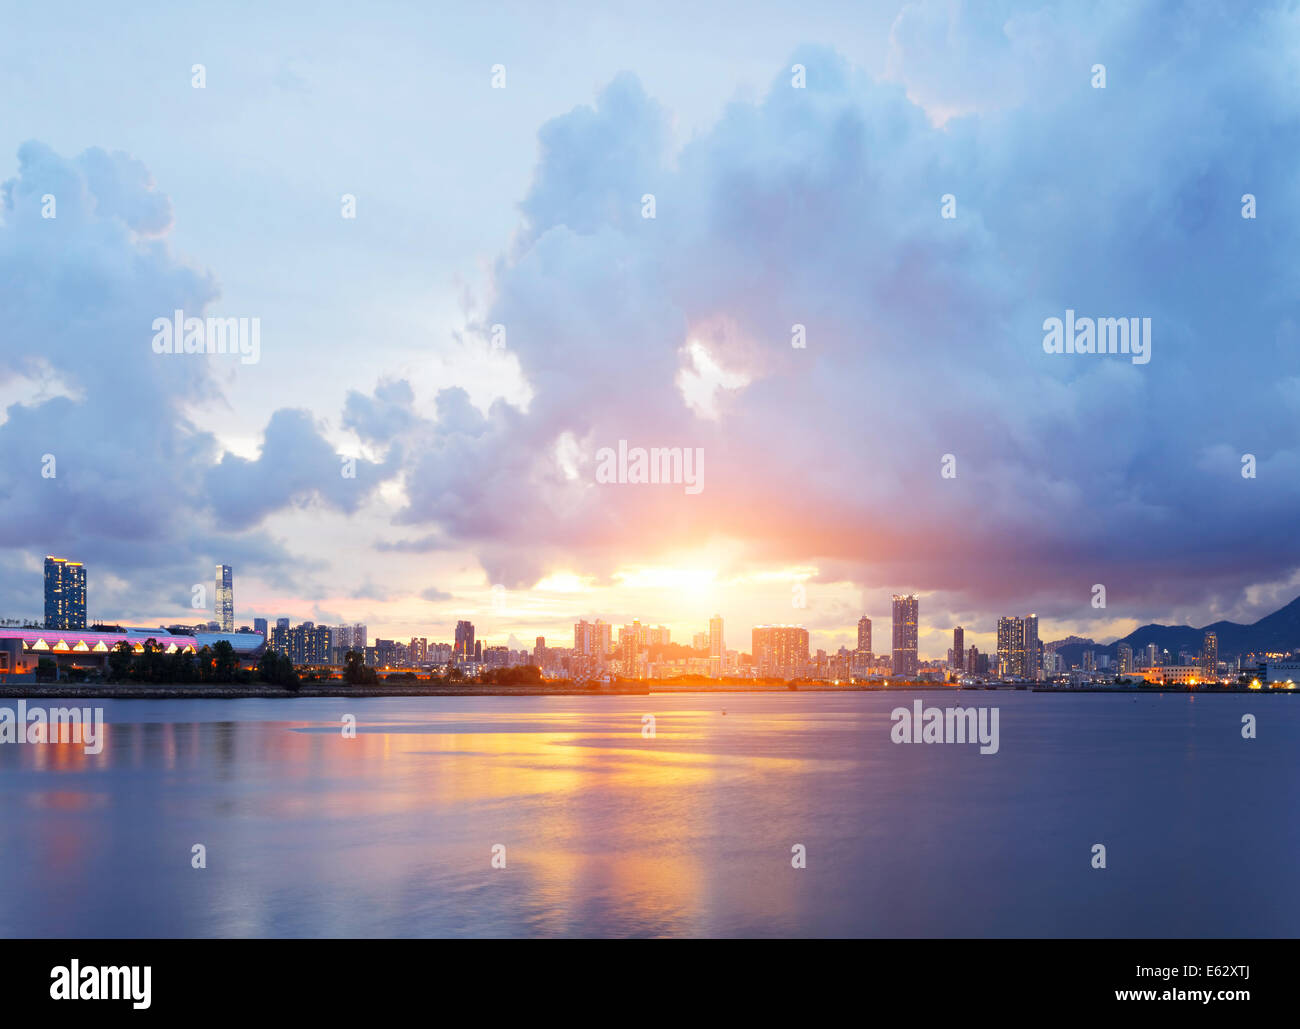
(0, 691, 1295, 937)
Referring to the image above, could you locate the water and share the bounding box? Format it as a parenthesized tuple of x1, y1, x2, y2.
(0, 691, 1295, 937)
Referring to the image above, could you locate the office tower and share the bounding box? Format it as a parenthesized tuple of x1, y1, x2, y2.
(253, 617, 268, 640)
(1202, 631, 1218, 681)
(997, 616, 1025, 677)
(1117, 643, 1133, 674)
(214, 564, 234, 632)
(891, 595, 918, 678)
(455, 620, 475, 662)
(43, 556, 87, 630)
(1146, 642, 1159, 668)
(1023, 614, 1039, 681)
(752, 625, 810, 679)
(857, 616, 872, 657)
(952, 626, 964, 669)
(967, 645, 979, 672)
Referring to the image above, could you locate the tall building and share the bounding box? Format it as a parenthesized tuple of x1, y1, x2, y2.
(952, 626, 964, 669)
(1117, 642, 1133, 674)
(709, 614, 724, 657)
(534, 636, 546, 666)
(752, 625, 810, 679)
(455, 620, 475, 662)
(215, 564, 234, 632)
(1023, 614, 1040, 681)
(1202, 631, 1218, 682)
(891, 595, 918, 678)
(253, 617, 268, 640)
(43, 556, 86, 630)
(997, 616, 1025, 677)
(857, 616, 872, 657)
(707, 614, 724, 677)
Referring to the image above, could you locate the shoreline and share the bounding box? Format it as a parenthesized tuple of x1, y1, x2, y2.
(0, 683, 1286, 699)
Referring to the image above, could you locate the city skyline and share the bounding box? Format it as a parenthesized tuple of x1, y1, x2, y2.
(15, 551, 1297, 670)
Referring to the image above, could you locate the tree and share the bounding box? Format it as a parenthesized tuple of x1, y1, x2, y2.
(344, 649, 376, 685)
(211, 640, 237, 683)
(35, 657, 57, 682)
(107, 641, 134, 681)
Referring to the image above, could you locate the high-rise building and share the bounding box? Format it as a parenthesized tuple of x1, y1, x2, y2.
(752, 625, 810, 679)
(1117, 642, 1133, 674)
(534, 636, 546, 666)
(43, 556, 87, 630)
(952, 626, 964, 669)
(1146, 642, 1159, 668)
(857, 616, 872, 657)
(967, 645, 979, 672)
(455, 620, 475, 662)
(997, 616, 1025, 677)
(709, 614, 724, 657)
(1023, 614, 1039, 681)
(253, 617, 268, 640)
(1202, 631, 1218, 682)
(891, 595, 918, 678)
(215, 564, 234, 632)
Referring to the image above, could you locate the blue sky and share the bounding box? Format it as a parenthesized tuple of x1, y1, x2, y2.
(2, 1, 1299, 658)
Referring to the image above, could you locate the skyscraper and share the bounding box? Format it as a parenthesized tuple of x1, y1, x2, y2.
(455, 620, 475, 662)
(253, 617, 268, 640)
(1118, 642, 1133, 673)
(1023, 614, 1039, 681)
(997, 616, 1025, 677)
(43, 556, 86, 630)
(1202, 631, 1218, 682)
(857, 616, 872, 656)
(891, 595, 918, 678)
(708, 613, 724, 677)
(952, 626, 964, 669)
(215, 564, 234, 632)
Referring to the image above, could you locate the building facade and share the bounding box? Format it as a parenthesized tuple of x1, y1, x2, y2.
(44, 556, 87, 630)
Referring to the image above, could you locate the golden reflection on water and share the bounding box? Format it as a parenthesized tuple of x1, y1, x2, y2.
(2, 703, 855, 935)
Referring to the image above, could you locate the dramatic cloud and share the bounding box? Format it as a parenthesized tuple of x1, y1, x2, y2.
(372, 9, 1300, 625)
(0, 142, 384, 620)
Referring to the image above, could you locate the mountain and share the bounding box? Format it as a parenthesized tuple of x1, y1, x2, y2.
(1047, 594, 1300, 666)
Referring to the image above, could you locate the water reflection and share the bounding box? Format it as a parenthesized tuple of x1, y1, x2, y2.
(0, 694, 1296, 937)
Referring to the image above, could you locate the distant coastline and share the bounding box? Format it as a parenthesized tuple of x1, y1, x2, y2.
(0, 682, 1290, 699)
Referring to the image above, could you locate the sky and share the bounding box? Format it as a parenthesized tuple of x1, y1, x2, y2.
(2, 0, 1299, 660)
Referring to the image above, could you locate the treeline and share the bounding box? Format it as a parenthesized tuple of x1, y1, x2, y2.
(104, 638, 299, 688)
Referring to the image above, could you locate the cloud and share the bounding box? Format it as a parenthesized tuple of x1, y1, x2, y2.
(367, 14, 1300, 625)
(0, 142, 383, 620)
(206, 408, 390, 529)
